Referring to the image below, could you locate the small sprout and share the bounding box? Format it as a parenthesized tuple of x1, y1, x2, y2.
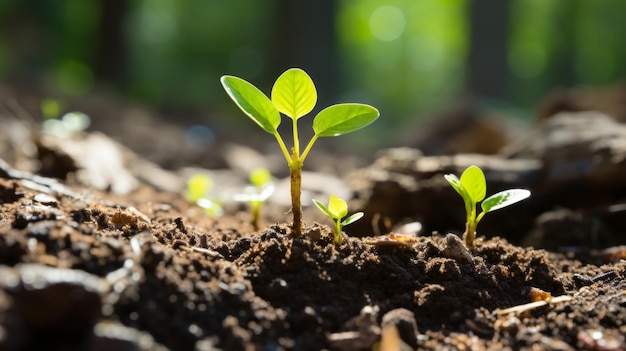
(185, 173, 223, 217)
(41, 98, 63, 119)
(221, 68, 379, 237)
(444, 165, 531, 247)
(312, 194, 364, 244)
(41, 111, 91, 138)
(234, 167, 275, 230)
(250, 167, 272, 188)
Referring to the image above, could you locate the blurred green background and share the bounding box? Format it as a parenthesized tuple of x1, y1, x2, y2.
(1, 0, 626, 149)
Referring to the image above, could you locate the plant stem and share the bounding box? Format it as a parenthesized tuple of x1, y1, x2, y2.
(289, 148, 303, 237)
(465, 201, 477, 247)
(301, 135, 318, 162)
(274, 132, 292, 163)
(334, 219, 342, 244)
(251, 202, 260, 230)
(465, 221, 475, 247)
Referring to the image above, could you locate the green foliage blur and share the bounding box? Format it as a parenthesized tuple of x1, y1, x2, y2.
(1, 0, 626, 147)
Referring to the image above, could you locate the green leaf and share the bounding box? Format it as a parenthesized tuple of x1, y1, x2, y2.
(250, 167, 272, 187)
(341, 212, 364, 226)
(481, 189, 531, 213)
(460, 165, 486, 203)
(271, 68, 317, 120)
(313, 103, 379, 137)
(185, 174, 213, 202)
(444, 174, 467, 199)
(312, 198, 334, 219)
(328, 194, 348, 218)
(220, 75, 280, 134)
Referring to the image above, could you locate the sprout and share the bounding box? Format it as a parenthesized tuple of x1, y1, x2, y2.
(313, 194, 364, 244)
(444, 165, 531, 247)
(41, 111, 91, 138)
(221, 68, 379, 236)
(185, 173, 223, 217)
(234, 167, 275, 230)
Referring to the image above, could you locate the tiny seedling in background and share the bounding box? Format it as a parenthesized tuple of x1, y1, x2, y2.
(221, 68, 379, 237)
(313, 194, 364, 244)
(41, 110, 91, 138)
(185, 173, 223, 217)
(41, 98, 63, 119)
(234, 167, 275, 230)
(444, 165, 531, 247)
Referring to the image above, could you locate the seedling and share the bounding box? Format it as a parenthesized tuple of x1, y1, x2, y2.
(313, 194, 364, 244)
(444, 165, 530, 247)
(41, 111, 91, 138)
(221, 68, 379, 236)
(234, 167, 275, 230)
(185, 173, 223, 217)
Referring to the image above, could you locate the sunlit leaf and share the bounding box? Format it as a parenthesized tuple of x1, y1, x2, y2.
(341, 212, 364, 226)
(250, 167, 272, 187)
(313, 103, 379, 137)
(271, 68, 317, 120)
(220, 75, 280, 134)
(185, 174, 212, 202)
(312, 199, 334, 219)
(328, 194, 348, 218)
(481, 189, 531, 213)
(444, 173, 467, 198)
(460, 165, 486, 203)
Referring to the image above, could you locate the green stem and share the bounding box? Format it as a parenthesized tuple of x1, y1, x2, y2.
(292, 117, 300, 159)
(300, 134, 319, 162)
(334, 219, 342, 244)
(251, 201, 260, 231)
(289, 150, 303, 237)
(465, 201, 477, 247)
(274, 132, 292, 163)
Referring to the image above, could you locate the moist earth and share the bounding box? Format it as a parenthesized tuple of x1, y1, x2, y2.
(0, 97, 625, 350)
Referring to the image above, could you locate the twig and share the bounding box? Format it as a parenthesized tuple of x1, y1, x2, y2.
(495, 295, 572, 316)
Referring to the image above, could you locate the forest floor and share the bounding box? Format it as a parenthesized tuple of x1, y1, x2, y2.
(0, 95, 625, 351)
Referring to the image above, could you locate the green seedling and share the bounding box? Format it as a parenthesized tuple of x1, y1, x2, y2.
(221, 68, 379, 236)
(444, 165, 531, 247)
(185, 173, 223, 217)
(234, 167, 275, 230)
(41, 98, 63, 119)
(41, 111, 91, 138)
(313, 194, 364, 244)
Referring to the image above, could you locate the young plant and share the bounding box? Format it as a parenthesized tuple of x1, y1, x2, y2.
(185, 173, 223, 217)
(312, 194, 364, 244)
(444, 165, 531, 247)
(234, 167, 275, 230)
(221, 68, 379, 237)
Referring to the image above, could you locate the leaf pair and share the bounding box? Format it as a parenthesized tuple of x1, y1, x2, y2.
(220, 68, 379, 151)
(444, 165, 531, 246)
(313, 195, 364, 244)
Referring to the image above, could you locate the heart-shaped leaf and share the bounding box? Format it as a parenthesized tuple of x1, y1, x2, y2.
(221, 76, 280, 134)
(460, 165, 486, 203)
(481, 189, 531, 213)
(328, 194, 348, 218)
(271, 68, 317, 120)
(313, 103, 379, 137)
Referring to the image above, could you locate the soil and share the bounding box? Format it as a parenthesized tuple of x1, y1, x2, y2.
(0, 100, 625, 350)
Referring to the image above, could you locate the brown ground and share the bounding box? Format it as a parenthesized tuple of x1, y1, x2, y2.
(0, 101, 625, 350)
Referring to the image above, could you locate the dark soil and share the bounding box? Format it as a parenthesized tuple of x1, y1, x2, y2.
(0, 102, 625, 350)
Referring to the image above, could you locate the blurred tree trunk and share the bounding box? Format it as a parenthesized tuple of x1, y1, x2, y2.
(272, 0, 338, 106)
(94, 0, 127, 88)
(466, 0, 510, 100)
